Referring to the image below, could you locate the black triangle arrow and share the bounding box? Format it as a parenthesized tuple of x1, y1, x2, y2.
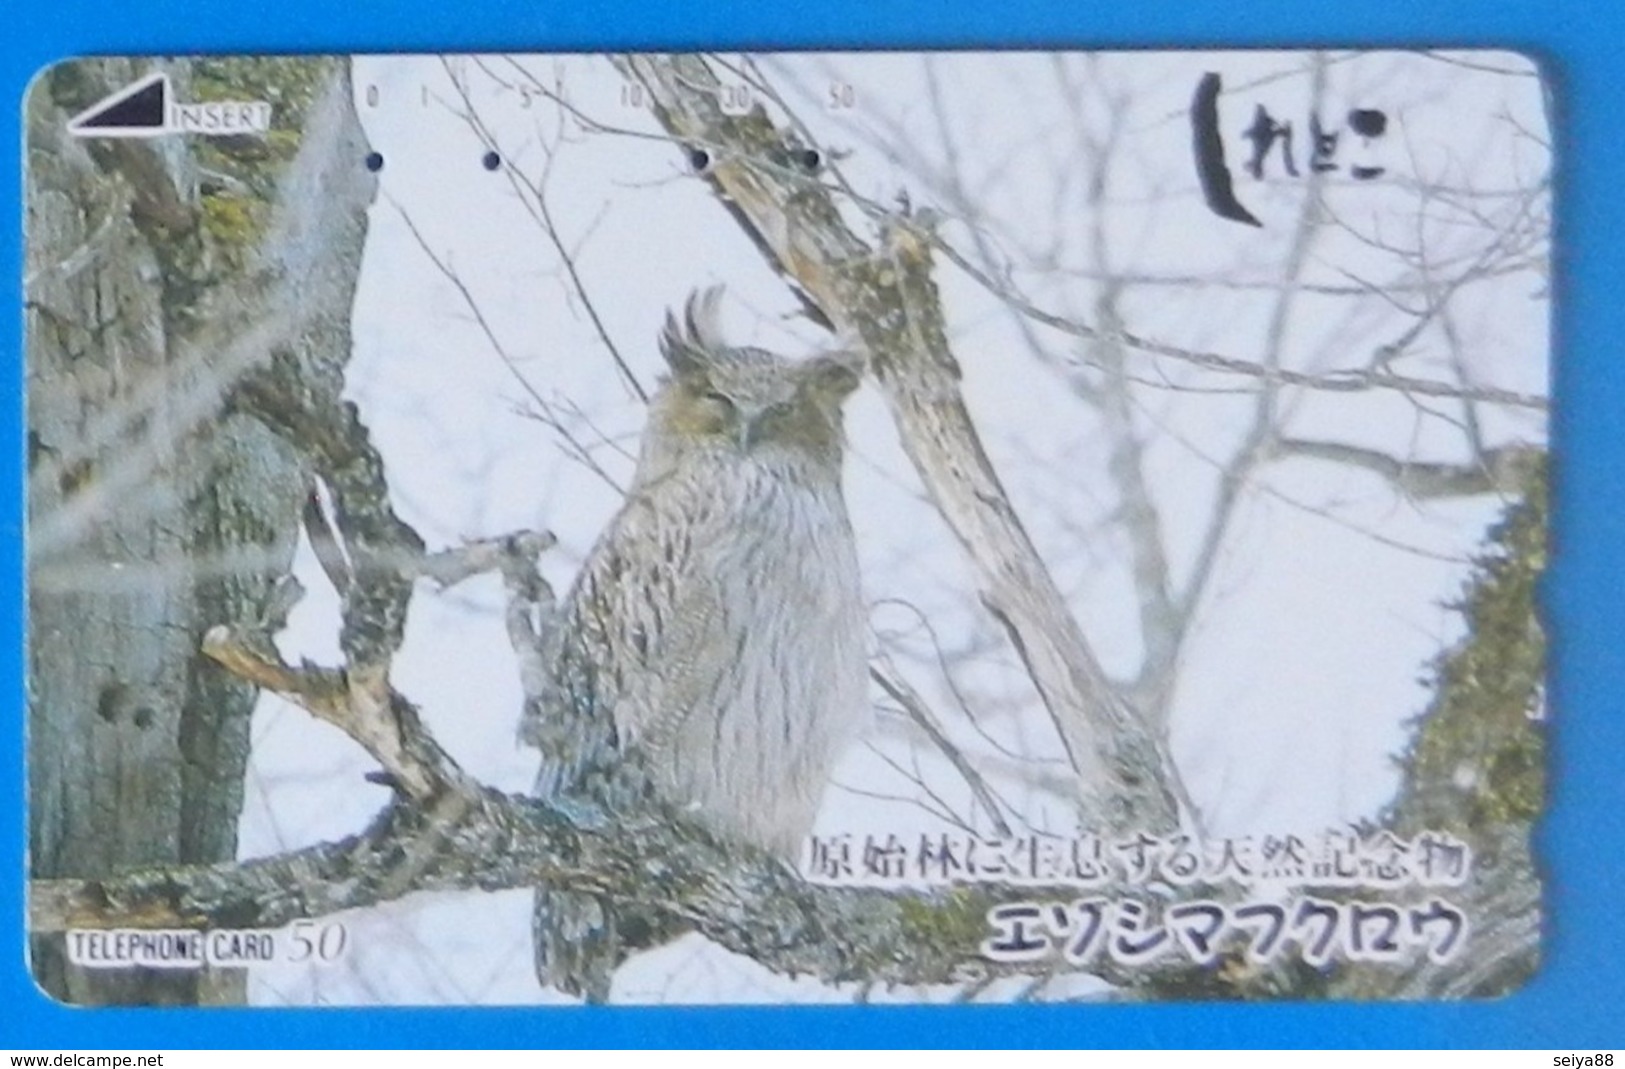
(68, 72, 168, 134)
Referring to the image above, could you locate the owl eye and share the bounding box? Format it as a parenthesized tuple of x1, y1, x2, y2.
(699, 390, 736, 414)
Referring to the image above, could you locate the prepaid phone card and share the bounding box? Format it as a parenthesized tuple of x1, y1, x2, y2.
(23, 51, 1549, 1006)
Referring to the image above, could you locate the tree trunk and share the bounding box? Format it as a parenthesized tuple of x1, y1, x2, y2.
(25, 56, 372, 1006)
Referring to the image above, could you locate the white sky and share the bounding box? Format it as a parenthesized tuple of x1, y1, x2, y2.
(233, 49, 1550, 1005)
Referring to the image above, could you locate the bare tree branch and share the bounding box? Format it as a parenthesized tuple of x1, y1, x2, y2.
(1273, 439, 1539, 500)
(445, 59, 650, 404)
(31, 568, 1178, 994)
(931, 239, 1547, 412)
(28, 787, 1086, 991)
(870, 659, 1014, 837)
(614, 52, 1178, 836)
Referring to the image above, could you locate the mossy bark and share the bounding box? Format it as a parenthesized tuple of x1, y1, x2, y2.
(1329, 456, 1547, 999)
(25, 56, 370, 1007)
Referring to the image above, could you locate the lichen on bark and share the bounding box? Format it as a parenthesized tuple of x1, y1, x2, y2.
(25, 55, 370, 1007)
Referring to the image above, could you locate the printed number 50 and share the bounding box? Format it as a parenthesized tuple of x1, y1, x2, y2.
(287, 920, 349, 964)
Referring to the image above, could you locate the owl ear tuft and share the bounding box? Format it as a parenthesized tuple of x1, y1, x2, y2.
(659, 286, 729, 378)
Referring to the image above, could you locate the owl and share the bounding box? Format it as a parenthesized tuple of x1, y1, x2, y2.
(520, 287, 868, 1001)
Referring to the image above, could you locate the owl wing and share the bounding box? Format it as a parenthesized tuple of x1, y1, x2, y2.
(524, 475, 727, 801)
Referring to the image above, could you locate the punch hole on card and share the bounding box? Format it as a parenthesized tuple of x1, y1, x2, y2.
(22, 50, 1550, 1010)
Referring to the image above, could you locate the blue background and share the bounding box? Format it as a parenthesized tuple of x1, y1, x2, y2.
(3, 0, 1620, 1050)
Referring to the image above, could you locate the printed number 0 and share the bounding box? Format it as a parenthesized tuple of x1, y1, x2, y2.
(365, 85, 379, 107)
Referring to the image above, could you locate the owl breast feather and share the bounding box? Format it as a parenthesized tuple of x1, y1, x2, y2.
(537, 452, 868, 863)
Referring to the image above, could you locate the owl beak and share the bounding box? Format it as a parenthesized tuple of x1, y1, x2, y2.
(740, 414, 765, 451)
(741, 403, 792, 450)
